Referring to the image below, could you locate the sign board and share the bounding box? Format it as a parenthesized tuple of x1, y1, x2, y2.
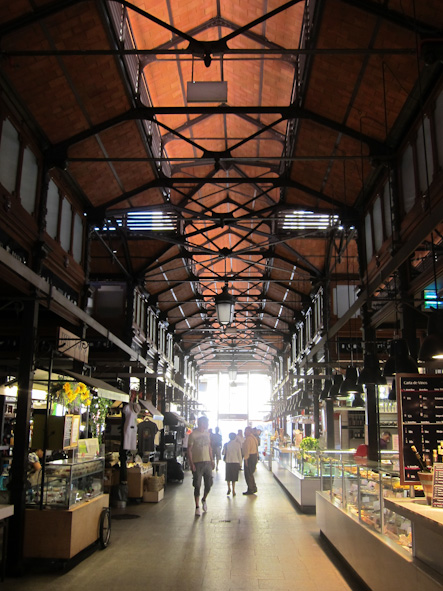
(63, 415, 73, 449)
(78, 438, 99, 459)
(432, 463, 443, 508)
(397, 374, 443, 485)
(32, 414, 80, 450)
(57, 327, 89, 363)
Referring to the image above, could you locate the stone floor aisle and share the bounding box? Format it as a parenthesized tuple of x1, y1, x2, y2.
(4, 463, 368, 591)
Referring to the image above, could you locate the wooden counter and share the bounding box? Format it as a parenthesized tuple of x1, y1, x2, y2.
(316, 491, 443, 591)
(24, 493, 109, 559)
(0, 504, 13, 581)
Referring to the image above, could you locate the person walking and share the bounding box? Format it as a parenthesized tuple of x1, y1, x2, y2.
(223, 432, 242, 496)
(187, 416, 214, 516)
(235, 429, 245, 446)
(210, 426, 223, 471)
(242, 426, 259, 495)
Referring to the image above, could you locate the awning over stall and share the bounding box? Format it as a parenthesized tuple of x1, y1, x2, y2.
(163, 411, 185, 426)
(139, 399, 164, 421)
(61, 370, 129, 403)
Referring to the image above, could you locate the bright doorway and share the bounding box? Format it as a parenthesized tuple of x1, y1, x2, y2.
(197, 372, 271, 448)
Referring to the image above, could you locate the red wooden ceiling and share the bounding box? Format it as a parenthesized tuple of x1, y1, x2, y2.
(1, 0, 442, 373)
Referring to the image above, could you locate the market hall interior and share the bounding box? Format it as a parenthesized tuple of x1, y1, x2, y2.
(2, 465, 368, 591)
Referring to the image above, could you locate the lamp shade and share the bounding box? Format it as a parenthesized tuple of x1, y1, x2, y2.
(383, 338, 418, 376)
(352, 391, 365, 407)
(388, 378, 397, 401)
(358, 353, 387, 385)
(320, 379, 332, 401)
(418, 310, 443, 361)
(328, 374, 343, 399)
(298, 389, 312, 410)
(215, 284, 235, 325)
(338, 366, 363, 398)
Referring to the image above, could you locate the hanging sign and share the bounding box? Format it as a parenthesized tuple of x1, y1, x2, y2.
(57, 326, 89, 363)
(397, 374, 443, 485)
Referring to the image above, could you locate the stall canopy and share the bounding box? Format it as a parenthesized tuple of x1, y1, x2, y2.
(163, 411, 185, 427)
(61, 370, 129, 403)
(139, 399, 164, 421)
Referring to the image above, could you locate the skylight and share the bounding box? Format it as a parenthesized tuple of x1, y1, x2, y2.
(96, 211, 178, 232)
(279, 210, 340, 231)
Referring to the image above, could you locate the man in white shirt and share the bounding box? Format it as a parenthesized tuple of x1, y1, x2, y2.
(187, 416, 214, 516)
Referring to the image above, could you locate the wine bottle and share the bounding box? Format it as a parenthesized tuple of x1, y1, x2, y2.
(411, 445, 430, 472)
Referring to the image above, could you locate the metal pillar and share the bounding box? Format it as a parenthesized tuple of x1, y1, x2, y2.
(8, 299, 39, 574)
(361, 304, 380, 462)
(325, 399, 335, 449)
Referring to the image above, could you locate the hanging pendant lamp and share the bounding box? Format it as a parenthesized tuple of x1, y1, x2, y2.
(383, 338, 418, 377)
(320, 379, 332, 401)
(215, 283, 235, 325)
(338, 366, 363, 398)
(418, 309, 443, 361)
(352, 390, 365, 407)
(329, 374, 343, 399)
(299, 389, 312, 410)
(358, 352, 387, 385)
(388, 378, 397, 401)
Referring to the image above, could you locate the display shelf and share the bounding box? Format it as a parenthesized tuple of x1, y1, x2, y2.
(271, 446, 320, 511)
(271, 447, 357, 512)
(26, 457, 104, 509)
(320, 453, 412, 550)
(316, 453, 443, 591)
(384, 497, 443, 577)
(317, 491, 443, 591)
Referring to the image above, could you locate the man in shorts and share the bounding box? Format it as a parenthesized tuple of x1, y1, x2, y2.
(187, 416, 214, 516)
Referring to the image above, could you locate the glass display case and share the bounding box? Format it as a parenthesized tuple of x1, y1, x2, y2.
(27, 457, 104, 509)
(271, 446, 320, 475)
(271, 447, 354, 511)
(320, 452, 413, 553)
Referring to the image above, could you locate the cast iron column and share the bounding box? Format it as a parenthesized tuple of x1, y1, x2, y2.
(8, 299, 39, 573)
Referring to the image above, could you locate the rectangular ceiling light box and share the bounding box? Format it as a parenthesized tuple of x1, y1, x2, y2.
(187, 81, 227, 103)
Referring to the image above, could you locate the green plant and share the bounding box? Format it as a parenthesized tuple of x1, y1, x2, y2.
(89, 397, 113, 444)
(299, 436, 319, 451)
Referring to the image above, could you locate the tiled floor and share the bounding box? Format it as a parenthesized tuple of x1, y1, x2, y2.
(4, 464, 368, 590)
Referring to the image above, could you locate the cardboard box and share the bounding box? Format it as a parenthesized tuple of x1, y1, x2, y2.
(127, 465, 153, 498)
(104, 468, 119, 491)
(143, 488, 164, 503)
(128, 471, 144, 498)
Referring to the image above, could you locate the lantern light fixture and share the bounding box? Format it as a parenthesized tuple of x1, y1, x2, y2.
(215, 283, 235, 325)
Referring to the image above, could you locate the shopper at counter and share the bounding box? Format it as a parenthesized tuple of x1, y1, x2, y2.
(379, 431, 391, 450)
(27, 448, 43, 486)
